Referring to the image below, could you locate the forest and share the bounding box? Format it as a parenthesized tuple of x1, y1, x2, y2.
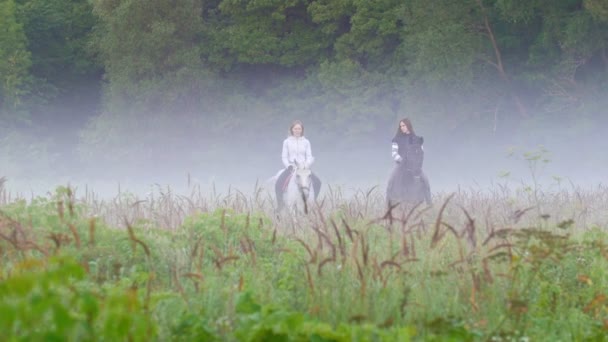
(1, 0, 607, 184)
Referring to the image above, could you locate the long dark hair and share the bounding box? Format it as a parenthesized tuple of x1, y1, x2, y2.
(394, 118, 415, 139)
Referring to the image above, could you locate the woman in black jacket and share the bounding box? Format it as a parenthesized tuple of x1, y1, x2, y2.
(387, 118, 432, 207)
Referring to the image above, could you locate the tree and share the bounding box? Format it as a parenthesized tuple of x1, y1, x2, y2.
(92, 0, 207, 105)
(16, 0, 100, 89)
(0, 0, 31, 124)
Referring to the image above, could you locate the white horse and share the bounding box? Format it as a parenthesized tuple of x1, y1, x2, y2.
(284, 162, 316, 215)
(267, 161, 316, 216)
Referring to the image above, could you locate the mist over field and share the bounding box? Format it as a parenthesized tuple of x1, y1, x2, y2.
(1, 0, 607, 198)
(3, 91, 606, 199)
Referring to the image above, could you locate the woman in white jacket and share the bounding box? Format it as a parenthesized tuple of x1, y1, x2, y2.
(275, 120, 321, 209)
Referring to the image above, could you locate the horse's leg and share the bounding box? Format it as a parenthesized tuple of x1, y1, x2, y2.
(421, 173, 432, 205)
(303, 195, 315, 215)
(311, 173, 321, 200)
(275, 181, 284, 211)
(285, 180, 301, 216)
(386, 166, 399, 206)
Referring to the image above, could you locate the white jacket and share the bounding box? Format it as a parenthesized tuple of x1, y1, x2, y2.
(282, 136, 314, 168)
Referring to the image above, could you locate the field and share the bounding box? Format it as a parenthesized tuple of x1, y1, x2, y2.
(1, 179, 608, 341)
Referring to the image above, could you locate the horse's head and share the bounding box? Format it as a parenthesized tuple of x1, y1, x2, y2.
(293, 161, 312, 199)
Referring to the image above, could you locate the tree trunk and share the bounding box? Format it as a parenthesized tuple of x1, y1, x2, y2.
(476, 0, 529, 119)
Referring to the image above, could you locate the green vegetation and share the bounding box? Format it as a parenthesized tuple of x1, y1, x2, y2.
(0, 0, 607, 176)
(1, 184, 607, 340)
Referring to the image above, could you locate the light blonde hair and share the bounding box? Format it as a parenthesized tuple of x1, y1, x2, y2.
(289, 120, 305, 136)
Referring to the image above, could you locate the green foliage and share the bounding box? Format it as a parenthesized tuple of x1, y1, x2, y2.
(92, 0, 208, 103)
(1, 191, 608, 339)
(400, 0, 479, 86)
(0, 0, 104, 179)
(0, 0, 607, 161)
(0, 0, 31, 119)
(585, 0, 608, 22)
(182, 208, 274, 256)
(70, 0, 608, 171)
(16, 0, 100, 89)
(331, 0, 404, 70)
(206, 0, 332, 69)
(234, 291, 417, 341)
(0, 256, 156, 341)
(79, 0, 216, 170)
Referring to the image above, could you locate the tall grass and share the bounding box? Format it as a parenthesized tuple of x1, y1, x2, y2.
(0, 179, 607, 340)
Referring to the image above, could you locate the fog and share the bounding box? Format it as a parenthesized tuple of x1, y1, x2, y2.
(3, 91, 606, 200)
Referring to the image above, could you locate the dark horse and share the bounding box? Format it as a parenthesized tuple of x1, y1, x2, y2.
(386, 136, 432, 208)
